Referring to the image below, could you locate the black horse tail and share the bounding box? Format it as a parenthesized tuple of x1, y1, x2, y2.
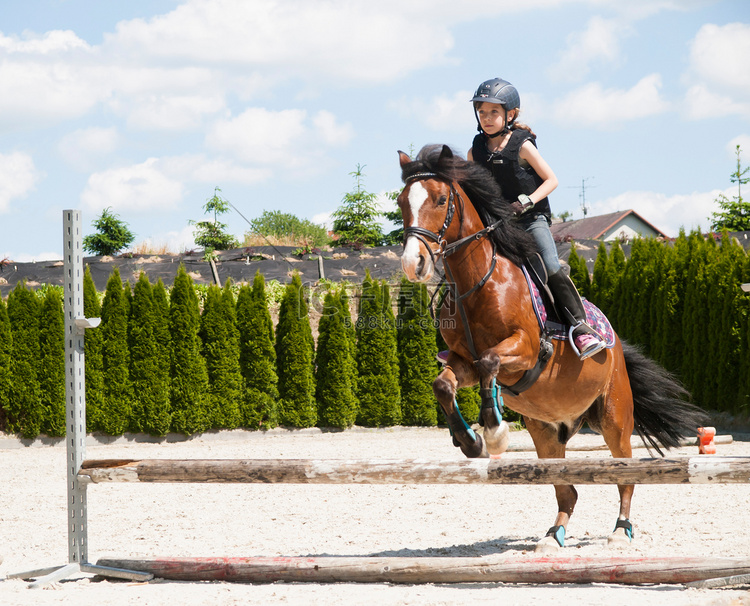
(622, 340, 710, 457)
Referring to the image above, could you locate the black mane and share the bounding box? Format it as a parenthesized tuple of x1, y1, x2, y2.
(401, 144, 538, 267)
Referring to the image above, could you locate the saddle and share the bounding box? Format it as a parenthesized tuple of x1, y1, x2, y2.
(497, 255, 613, 395)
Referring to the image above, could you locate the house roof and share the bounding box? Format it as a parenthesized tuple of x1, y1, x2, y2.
(550, 209, 667, 241)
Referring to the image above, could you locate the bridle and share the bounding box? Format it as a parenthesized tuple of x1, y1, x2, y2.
(401, 171, 504, 360)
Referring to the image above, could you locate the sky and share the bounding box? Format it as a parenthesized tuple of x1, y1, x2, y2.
(1, 0, 749, 262)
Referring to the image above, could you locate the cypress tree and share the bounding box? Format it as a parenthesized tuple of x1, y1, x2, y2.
(682, 234, 712, 405)
(151, 278, 172, 428)
(738, 252, 750, 411)
(316, 289, 358, 428)
(711, 234, 744, 411)
(567, 243, 591, 298)
(589, 241, 609, 310)
(275, 273, 316, 427)
(83, 266, 105, 432)
(38, 288, 66, 436)
(0, 296, 13, 432)
(355, 271, 401, 427)
(236, 272, 278, 429)
(7, 282, 42, 438)
(129, 273, 171, 435)
(169, 264, 210, 435)
(659, 232, 691, 375)
(397, 277, 438, 426)
(200, 282, 242, 429)
(100, 268, 132, 435)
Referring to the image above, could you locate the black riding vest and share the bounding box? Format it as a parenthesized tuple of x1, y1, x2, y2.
(472, 129, 552, 221)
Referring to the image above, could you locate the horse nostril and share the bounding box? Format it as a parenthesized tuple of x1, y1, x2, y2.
(417, 255, 426, 276)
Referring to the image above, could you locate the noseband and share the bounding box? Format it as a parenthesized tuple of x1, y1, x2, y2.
(402, 172, 457, 265)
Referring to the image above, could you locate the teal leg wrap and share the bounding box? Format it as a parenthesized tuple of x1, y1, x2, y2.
(479, 379, 504, 427)
(614, 519, 634, 541)
(546, 525, 566, 547)
(444, 400, 476, 441)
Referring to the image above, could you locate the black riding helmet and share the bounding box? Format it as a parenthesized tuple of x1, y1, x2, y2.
(470, 78, 520, 136)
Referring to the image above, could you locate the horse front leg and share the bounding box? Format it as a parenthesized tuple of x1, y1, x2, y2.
(474, 349, 510, 456)
(432, 355, 487, 459)
(473, 335, 537, 456)
(525, 416, 578, 554)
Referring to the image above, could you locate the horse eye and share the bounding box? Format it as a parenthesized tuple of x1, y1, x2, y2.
(437, 195, 447, 206)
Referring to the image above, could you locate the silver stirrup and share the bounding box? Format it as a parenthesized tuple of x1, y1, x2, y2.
(568, 322, 606, 360)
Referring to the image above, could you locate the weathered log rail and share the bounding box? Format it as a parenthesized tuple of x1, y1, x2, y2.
(95, 555, 750, 585)
(79, 456, 750, 485)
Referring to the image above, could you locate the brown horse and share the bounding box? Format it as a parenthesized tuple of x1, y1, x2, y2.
(397, 144, 708, 553)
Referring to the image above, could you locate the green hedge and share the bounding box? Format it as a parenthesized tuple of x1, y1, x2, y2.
(4, 232, 745, 439)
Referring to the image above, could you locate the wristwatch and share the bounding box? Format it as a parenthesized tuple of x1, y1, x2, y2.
(518, 194, 534, 212)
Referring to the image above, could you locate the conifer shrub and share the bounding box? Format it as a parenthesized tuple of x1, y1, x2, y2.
(6, 282, 42, 438)
(397, 277, 438, 426)
(169, 265, 210, 434)
(275, 273, 317, 427)
(316, 288, 358, 429)
(355, 271, 401, 427)
(236, 272, 278, 429)
(200, 282, 242, 429)
(100, 268, 132, 435)
(567, 244, 591, 298)
(0, 296, 13, 433)
(83, 266, 105, 432)
(129, 273, 171, 435)
(38, 287, 66, 436)
(151, 279, 172, 431)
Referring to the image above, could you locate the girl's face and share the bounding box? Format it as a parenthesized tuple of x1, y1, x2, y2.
(476, 102, 508, 135)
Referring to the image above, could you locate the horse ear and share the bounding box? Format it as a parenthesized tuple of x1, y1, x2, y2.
(398, 150, 411, 168)
(437, 145, 453, 169)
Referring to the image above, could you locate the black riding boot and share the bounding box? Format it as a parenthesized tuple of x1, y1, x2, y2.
(547, 270, 606, 360)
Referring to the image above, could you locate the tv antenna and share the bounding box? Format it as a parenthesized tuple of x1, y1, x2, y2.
(567, 178, 596, 218)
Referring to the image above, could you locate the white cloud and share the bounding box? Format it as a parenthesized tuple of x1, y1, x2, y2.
(683, 84, 750, 120)
(553, 74, 670, 128)
(684, 23, 750, 120)
(81, 158, 184, 214)
(689, 23, 750, 95)
(124, 93, 226, 131)
(589, 187, 728, 237)
(58, 127, 119, 170)
(104, 0, 455, 83)
(206, 107, 352, 168)
(393, 90, 476, 135)
(548, 17, 628, 82)
(0, 152, 40, 213)
(0, 30, 90, 54)
(0, 61, 107, 128)
(160, 155, 271, 185)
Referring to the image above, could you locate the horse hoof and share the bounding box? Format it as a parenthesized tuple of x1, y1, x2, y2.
(535, 536, 561, 554)
(483, 420, 510, 455)
(607, 528, 632, 549)
(460, 434, 488, 458)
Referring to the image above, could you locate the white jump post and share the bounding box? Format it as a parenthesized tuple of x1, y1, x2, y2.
(8, 210, 153, 588)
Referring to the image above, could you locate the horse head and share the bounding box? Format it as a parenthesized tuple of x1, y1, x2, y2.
(397, 145, 458, 282)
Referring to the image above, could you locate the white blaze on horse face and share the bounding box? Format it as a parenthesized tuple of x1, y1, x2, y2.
(401, 181, 434, 281)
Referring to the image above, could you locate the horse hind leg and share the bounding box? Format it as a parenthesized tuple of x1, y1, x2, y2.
(594, 368, 636, 549)
(432, 356, 487, 459)
(524, 416, 578, 554)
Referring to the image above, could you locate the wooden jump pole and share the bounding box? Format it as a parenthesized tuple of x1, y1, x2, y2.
(79, 456, 750, 485)
(95, 555, 750, 585)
